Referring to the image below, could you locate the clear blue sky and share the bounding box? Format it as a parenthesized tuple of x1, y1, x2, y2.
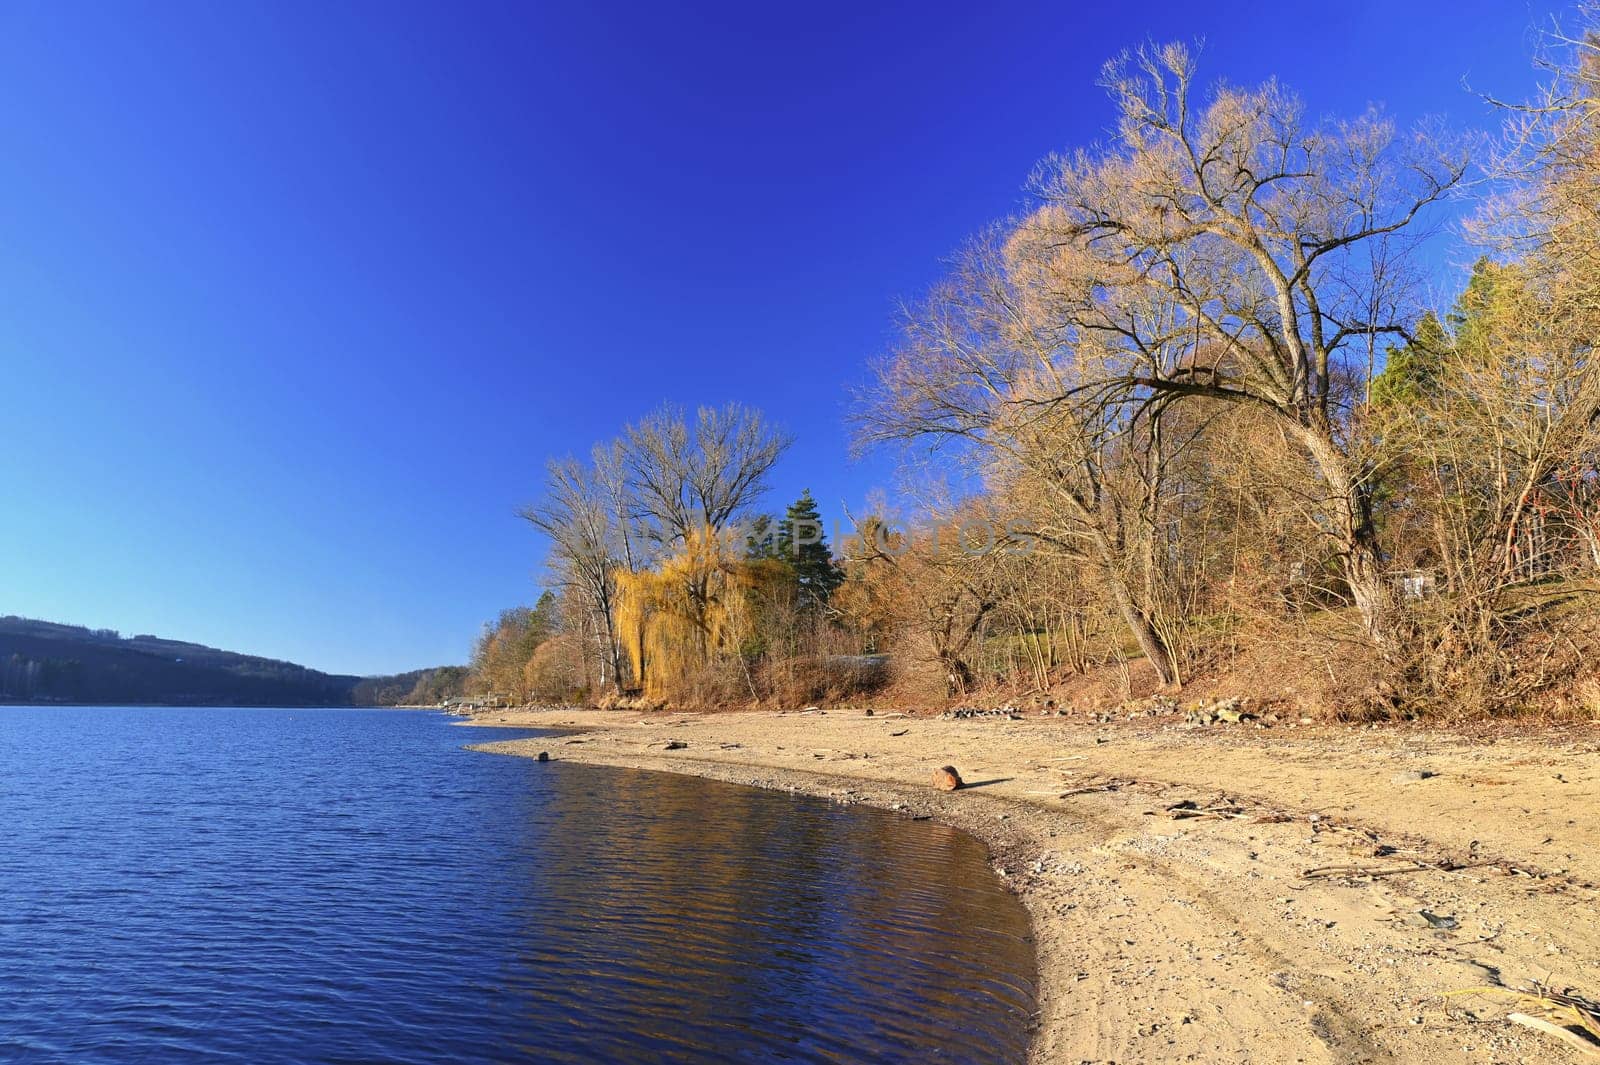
(0, 0, 1565, 675)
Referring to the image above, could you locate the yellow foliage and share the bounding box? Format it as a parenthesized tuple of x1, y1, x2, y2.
(616, 527, 757, 700)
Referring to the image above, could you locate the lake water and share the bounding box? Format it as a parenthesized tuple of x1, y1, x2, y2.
(0, 707, 1036, 1063)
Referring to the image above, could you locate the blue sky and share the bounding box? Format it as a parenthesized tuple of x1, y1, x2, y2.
(0, 0, 1567, 674)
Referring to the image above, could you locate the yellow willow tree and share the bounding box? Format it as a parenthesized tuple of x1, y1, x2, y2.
(615, 526, 761, 703)
(618, 403, 791, 697)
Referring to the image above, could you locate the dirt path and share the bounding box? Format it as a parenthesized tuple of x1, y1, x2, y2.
(463, 708, 1600, 1064)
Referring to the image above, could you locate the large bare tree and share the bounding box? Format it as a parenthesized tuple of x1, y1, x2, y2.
(622, 403, 792, 545)
(860, 233, 1196, 686)
(617, 402, 791, 688)
(1008, 42, 1468, 647)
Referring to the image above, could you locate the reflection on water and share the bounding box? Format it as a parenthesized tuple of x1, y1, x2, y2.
(0, 707, 1035, 1063)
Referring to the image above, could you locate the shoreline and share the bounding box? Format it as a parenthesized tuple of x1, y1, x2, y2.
(463, 707, 1600, 1064)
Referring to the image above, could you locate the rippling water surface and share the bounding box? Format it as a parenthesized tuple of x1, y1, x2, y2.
(0, 707, 1036, 1063)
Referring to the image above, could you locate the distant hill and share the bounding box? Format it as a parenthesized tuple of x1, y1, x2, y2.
(349, 666, 470, 708)
(0, 616, 463, 707)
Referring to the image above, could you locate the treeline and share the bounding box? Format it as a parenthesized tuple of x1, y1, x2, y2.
(350, 666, 469, 707)
(0, 616, 363, 706)
(0, 616, 468, 708)
(466, 427, 871, 707)
(473, 16, 1600, 719)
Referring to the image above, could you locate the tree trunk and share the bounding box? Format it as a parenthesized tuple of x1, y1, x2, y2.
(940, 654, 973, 697)
(1582, 522, 1600, 572)
(1343, 531, 1396, 642)
(594, 586, 626, 693)
(1106, 575, 1179, 688)
(1298, 425, 1398, 647)
(602, 617, 626, 693)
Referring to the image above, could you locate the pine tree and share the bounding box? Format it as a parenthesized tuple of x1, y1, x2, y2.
(1448, 257, 1519, 360)
(1372, 260, 1520, 414)
(744, 514, 779, 560)
(776, 489, 842, 609)
(1371, 310, 1450, 410)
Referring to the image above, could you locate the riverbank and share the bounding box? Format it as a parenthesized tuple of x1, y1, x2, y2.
(464, 706, 1600, 1064)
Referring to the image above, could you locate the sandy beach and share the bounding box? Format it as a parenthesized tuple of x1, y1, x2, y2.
(464, 707, 1600, 1064)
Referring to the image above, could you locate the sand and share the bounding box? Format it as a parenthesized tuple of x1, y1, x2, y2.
(463, 707, 1600, 1064)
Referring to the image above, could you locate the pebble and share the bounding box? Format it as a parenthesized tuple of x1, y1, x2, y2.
(940, 706, 1022, 720)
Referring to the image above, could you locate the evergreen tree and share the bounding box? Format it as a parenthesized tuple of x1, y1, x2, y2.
(1372, 260, 1520, 415)
(1448, 257, 1512, 353)
(776, 489, 842, 608)
(744, 514, 779, 560)
(1371, 310, 1450, 410)
(530, 590, 562, 638)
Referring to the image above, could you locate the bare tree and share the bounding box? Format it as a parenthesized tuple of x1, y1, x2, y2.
(1476, 3, 1600, 285)
(525, 405, 790, 695)
(520, 452, 631, 692)
(1008, 42, 1469, 647)
(839, 511, 1007, 696)
(616, 403, 791, 692)
(859, 233, 1195, 686)
(623, 403, 792, 545)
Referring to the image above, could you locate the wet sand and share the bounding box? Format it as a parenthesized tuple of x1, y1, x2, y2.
(465, 707, 1600, 1064)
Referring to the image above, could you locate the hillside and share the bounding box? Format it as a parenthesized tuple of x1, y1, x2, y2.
(0, 616, 458, 707)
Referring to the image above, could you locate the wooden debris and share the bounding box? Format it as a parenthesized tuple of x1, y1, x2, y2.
(1508, 1013, 1600, 1057)
(1302, 861, 1431, 880)
(1058, 783, 1121, 797)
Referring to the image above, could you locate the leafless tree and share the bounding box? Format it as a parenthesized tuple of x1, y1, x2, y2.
(839, 511, 1008, 696)
(1008, 42, 1469, 648)
(859, 232, 1197, 685)
(622, 403, 792, 545)
(615, 403, 791, 691)
(520, 451, 632, 691)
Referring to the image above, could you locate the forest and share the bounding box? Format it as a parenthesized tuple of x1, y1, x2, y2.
(0, 616, 363, 706)
(466, 14, 1600, 721)
(0, 616, 464, 707)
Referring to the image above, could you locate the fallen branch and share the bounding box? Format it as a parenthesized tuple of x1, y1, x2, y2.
(1508, 1012, 1600, 1057)
(1302, 861, 1432, 880)
(1059, 783, 1122, 797)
